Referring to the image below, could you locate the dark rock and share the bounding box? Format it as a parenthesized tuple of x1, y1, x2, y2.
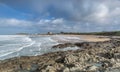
(52, 43, 75, 48)
(52, 38, 120, 50)
(55, 57, 65, 63)
(101, 61, 113, 68)
(99, 52, 115, 59)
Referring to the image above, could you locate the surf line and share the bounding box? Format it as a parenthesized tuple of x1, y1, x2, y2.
(0, 41, 35, 58)
(17, 41, 36, 52)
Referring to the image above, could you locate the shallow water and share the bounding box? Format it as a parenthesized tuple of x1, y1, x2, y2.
(0, 35, 81, 60)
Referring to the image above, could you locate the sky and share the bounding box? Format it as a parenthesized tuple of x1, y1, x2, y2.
(0, 0, 120, 34)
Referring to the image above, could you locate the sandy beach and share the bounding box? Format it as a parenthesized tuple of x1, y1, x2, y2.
(51, 35, 110, 43)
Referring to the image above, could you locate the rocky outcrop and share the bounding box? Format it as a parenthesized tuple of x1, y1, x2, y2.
(0, 38, 120, 72)
(0, 46, 120, 72)
(52, 39, 120, 49)
(52, 43, 75, 48)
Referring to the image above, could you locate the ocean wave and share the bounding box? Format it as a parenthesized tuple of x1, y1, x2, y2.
(21, 36, 33, 42)
(0, 35, 77, 60)
(0, 41, 35, 58)
(17, 41, 35, 52)
(0, 36, 35, 58)
(0, 51, 15, 58)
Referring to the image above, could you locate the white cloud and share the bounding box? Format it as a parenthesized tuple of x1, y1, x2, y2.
(1, 0, 120, 32)
(95, 4, 109, 18)
(52, 18, 64, 24)
(0, 18, 65, 30)
(0, 18, 33, 27)
(38, 19, 51, 25)
(2, 0, 120, 25)
(0, 17, 119, 33)
(83, 1, 120, 25)
(37, 18, 64, 25)
(34, 18, 75, 31)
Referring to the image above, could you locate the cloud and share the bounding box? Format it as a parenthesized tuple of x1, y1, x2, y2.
(0, 17, 120, 33)
(0, 0, 120, 33)
(0, 18, 33, 27)
(35, 18, 68, 31)
(81, 0, 120, 25)
(0, 18, 71, 32)
(52, 18, 64, 24)
(1, 0, 120, 22)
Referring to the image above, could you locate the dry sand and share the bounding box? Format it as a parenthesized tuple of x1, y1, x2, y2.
(51, 35, 110, 43)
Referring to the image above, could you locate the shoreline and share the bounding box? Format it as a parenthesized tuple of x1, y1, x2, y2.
(0, 36, 120, 72)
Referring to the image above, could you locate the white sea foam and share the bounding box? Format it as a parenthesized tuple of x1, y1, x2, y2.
(22, 37, 32, 42)
(0, 51, 15, 58)
(0, 35, 81, 60)
(0, 42, 35, 58)
(55, 46, 79, 52)
(0, 36, 35, 58)
(17, 41, 35, 52)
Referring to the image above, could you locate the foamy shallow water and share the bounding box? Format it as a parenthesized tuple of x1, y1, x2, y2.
(0, 35, 81, 60)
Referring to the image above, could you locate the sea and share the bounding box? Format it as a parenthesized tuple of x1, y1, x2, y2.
(0, 35, 79, 60)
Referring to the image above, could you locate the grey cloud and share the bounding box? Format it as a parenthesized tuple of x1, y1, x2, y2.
(1, 0, 120, 22)
(1, 0, 120, 32)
